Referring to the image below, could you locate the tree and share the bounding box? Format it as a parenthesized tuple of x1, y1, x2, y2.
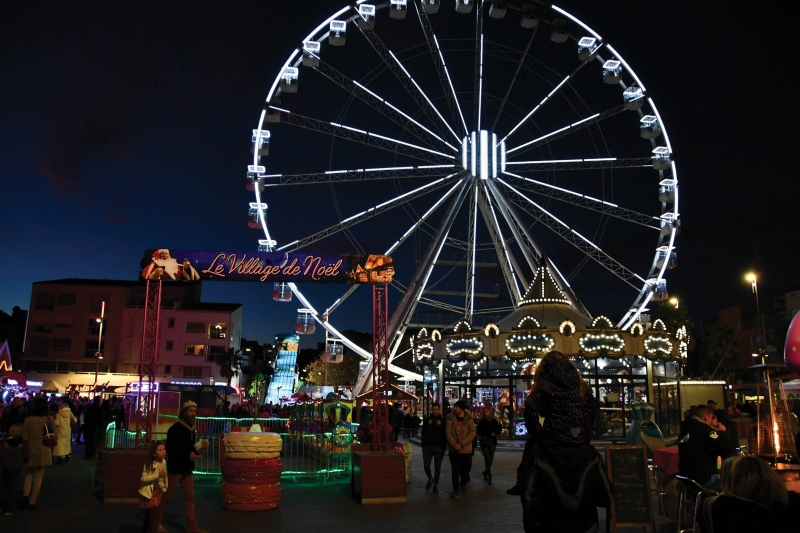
(214, 348, 244, 388)
(651, 301, 695, 334)
(705, 321, 741, 378)
(304, 353, 360, 389)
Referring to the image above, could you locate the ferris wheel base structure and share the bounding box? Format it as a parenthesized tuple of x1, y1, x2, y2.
(248, 1, 681, 397)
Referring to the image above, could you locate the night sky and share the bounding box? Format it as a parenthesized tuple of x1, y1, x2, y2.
(1, 0, 798, 349)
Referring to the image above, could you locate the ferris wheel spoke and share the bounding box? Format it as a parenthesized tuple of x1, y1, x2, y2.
(385, 178, 465, 256)
(497, 178, 646, 290)
(473, 0, 484, 130)
(502, 57, 595, 143)
(413, 0, 469, 136)
(276, 173, 465, 253)
(477, 183, 524, 304)
(274, 107, 456, 164)
(485, 180, 591, 317)
(260, 165, 457, 186)
(464, 181, 478, 319)
(326, 285, 360, 316)
(387, 178, 472, 346)
(504, 157, 652, 172)
(506, 104, 626, 156)
(353, 19, 461, 144)
(312, 59, 458, 152)
(501, 172, 661, 229)
(489, 27, 538, 134)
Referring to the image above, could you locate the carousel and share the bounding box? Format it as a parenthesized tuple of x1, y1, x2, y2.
(412, 262, 682, 440)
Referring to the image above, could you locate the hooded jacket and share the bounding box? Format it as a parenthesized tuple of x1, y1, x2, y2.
(529, 360, 596, 446)
(446, 411, 476, 454)
(52, 404, 76, 457)
(678, 416, 734, 484)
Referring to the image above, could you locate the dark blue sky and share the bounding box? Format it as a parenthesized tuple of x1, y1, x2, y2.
(1, 0, 797, 348)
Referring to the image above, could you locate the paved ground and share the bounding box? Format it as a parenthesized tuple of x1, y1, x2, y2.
(1, 438, 678, 532)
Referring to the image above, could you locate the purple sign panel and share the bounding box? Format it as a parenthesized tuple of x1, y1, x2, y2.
(141, 249, 394, 285)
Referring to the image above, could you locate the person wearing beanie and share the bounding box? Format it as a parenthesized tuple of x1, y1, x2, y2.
(157, 400, 209, 533)
(446, 400, 476, 499)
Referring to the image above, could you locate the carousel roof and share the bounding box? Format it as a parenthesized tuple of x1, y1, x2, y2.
(497, 262, 592, 330)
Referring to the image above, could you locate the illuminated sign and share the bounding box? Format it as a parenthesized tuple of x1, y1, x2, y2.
(27, 380, 44, 387)
(128, 381, 160, 393)
(7, 379, 18, 385)
(170, 381, 203, 386)
(141, 249, 394, 285)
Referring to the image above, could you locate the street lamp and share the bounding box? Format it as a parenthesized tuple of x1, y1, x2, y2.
(669, 297, 679, 308)
(745, 272, 767, 364)
(93, 301, 106, 393)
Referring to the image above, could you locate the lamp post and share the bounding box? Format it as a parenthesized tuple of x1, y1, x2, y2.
(93, 301, 106, 393)
(669, 297, 679, 309)
(745, 273, 767, 365)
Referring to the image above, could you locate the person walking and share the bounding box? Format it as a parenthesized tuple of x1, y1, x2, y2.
(52, 399, 77, 464)
(21, 397, 54, 510)
(421, 402, 447, 493)
(1, 423, 25, 515)
(83, 397, 104, 459)
(446, 400, 476, 499)
(140, 441, 168, 533)
(477, 405, 502, 485)
(519, 351, 613, 533)
(391, 403, 405, 442)
(157, 400, 209, 533)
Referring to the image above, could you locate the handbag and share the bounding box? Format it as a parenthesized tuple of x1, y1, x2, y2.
(43, 421, 58, 448)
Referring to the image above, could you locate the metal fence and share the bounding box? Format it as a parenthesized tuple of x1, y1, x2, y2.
(104, 417, 355, 482)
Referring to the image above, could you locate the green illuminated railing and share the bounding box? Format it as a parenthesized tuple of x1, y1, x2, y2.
(104, 419, 357, 482)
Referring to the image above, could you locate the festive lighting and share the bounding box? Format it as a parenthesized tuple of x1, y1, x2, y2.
(418, 328, 428, 339)
(559, 320, 576, 336)
(516, 316, 541, 330)
(484, 323, 500, 338)
(651, 319, 667, 331)
(505, 333, 555, 356)
(579, 333, 625, 353)
(446, 337, 484, 358)
(431, 329, 442, 343)
(452, 320, 473, 334)
(644, 335, 673, 355)
(591, 316, 614, 329)
(630, 322, 644, 337)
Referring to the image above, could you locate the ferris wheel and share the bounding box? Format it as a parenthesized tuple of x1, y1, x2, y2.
(247, 0, 679, 387)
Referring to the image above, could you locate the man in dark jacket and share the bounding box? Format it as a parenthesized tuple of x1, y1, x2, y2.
(82, 397, 104, 459)
(421, 403, 447, 493)
(678, 405, 734, 491)
(0, 397, 25, 436)
(158, 400, 209, 533)
(391, 403, 405, 441)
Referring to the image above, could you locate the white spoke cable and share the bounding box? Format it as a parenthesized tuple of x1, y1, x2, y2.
(433, 34, 469, 135)
(327, 120, 456, 159)
(480, 183, 523, 301)
(385, 178, 465, 256)
(388, 50, 461, 143)
(507, 113, 599, 154)
(502, 74, 570, 142)
(352, 80, 459, 152)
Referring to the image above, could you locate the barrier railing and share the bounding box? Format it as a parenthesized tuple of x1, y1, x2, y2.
(104, 419, 356, 482)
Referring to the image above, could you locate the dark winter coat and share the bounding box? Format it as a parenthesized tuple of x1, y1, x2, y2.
(421, 414, 446, 448)
(678, 416, 734, 485)
(1, 436, 25, 470)
(528, 360, 596, 446)
(522, 438, 614, 533)
(477, 417, 502, 446)
(166, 420, 197, 475)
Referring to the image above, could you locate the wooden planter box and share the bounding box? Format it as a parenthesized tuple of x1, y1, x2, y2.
(352, 451, 405, 505)
(104, 450, 150, 504)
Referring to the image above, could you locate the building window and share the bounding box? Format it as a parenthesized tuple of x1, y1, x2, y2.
(208, 323, 227, 340)
(84, 340, 105, 358)
(54, 317, 72, 328)
(51, 338, 72, 352)
(57, 293, 77, 306)
(183, 366, 205, 378)
(35, 293, 56, 311)
(168, 318, 175, 329)
(89, 294, 110, 313)
(184, 344, 204, 356)
(166, 341, 174, 351)
(206, 345, 226, 362)
(30, 337, 50, 357)
(186, 322, 205, 334)
(33, 325, 52, 334)
(87, 319, 101, 335)
(164, 365, 172, 374)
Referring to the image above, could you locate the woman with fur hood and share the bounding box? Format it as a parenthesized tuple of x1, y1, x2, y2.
(52, 400, 77, 464)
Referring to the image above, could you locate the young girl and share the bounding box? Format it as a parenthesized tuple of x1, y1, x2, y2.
(139, 441, 168, 533)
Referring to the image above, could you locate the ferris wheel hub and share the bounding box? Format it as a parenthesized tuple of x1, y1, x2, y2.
(462, 130, 504, 180)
